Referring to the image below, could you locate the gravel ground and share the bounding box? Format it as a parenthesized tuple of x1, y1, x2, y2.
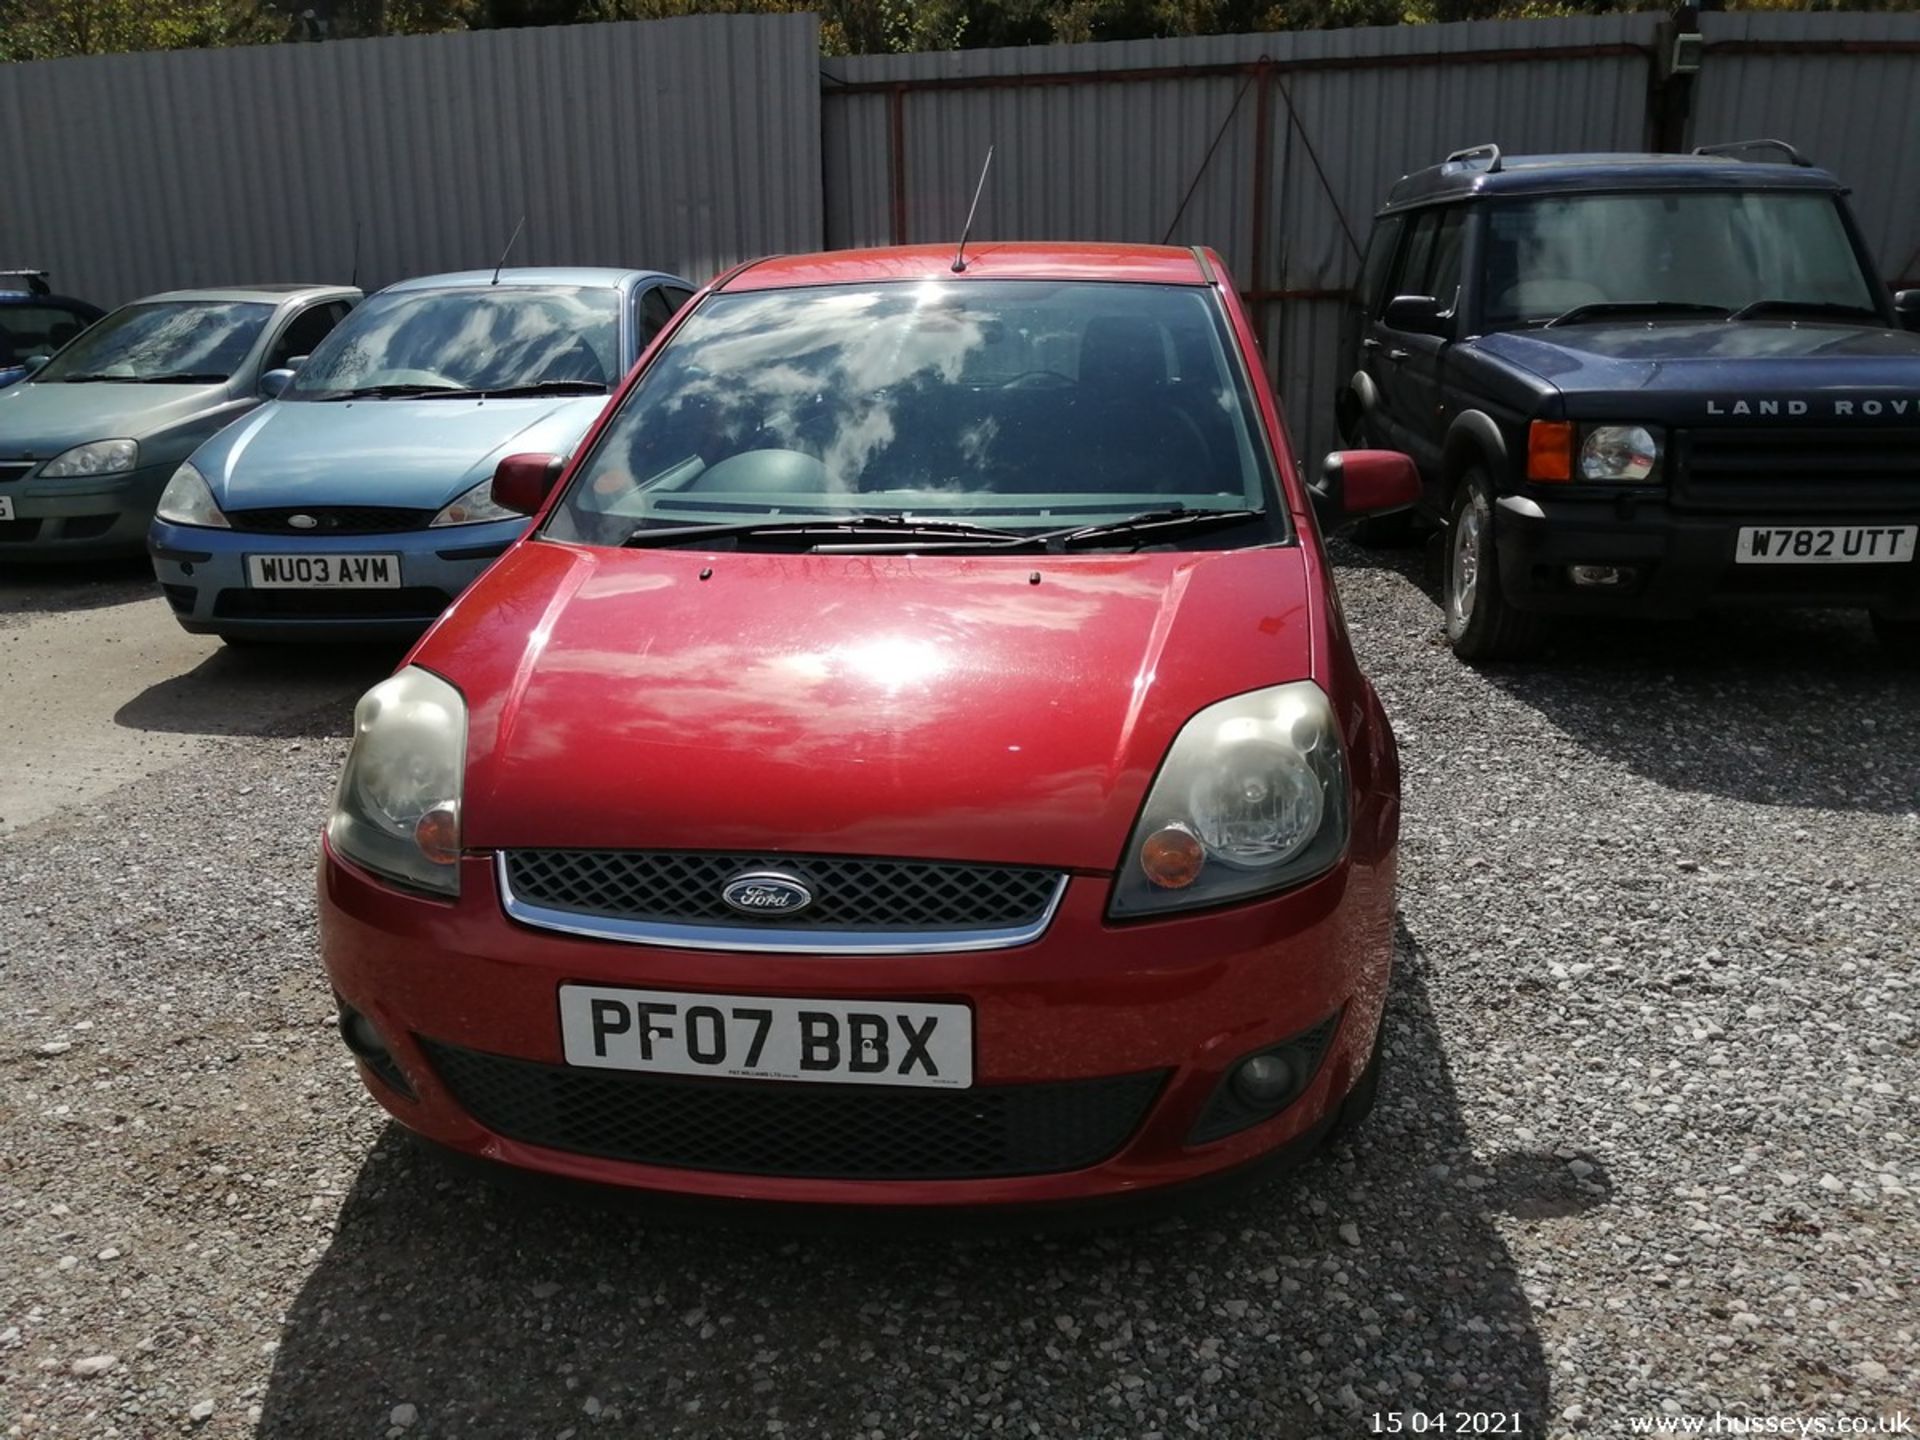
(2, 545, 1915, 1439)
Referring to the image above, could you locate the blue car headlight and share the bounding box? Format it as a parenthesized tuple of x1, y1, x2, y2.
(154, 463, 230, 528)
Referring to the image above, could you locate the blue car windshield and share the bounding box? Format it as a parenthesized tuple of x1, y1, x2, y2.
(288, 286, 622, 398)
(545, 279, 1278, 544)
(36, 301, 271, 383)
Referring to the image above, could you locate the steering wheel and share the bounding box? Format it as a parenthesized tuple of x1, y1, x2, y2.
(998, 370, 1075, 390)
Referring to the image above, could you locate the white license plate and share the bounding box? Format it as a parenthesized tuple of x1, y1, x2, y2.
(558, 985, 972, 1089)
(0, 496, 13, 521)
(246, 553, 401, 588)
(1735, 525, 1917, 565)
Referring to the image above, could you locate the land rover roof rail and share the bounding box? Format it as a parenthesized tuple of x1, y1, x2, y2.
(1441, 143, 1502, 175)
(1692, 138, 1811, 167)
(0, 269, 51, 296)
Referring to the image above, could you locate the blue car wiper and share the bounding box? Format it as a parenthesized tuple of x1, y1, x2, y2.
(313, 383, 473, 401)
(476, 380, 608, 398)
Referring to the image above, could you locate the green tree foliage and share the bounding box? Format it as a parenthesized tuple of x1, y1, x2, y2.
(1, 0, 1908, 62)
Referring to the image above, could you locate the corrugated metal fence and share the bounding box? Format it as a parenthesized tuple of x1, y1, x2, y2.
(0, 13, 824, 303)
(823, 11, 1920, 466)
(5, 10, 1918, 465)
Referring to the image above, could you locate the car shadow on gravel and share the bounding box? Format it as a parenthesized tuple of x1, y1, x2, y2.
(256, 932, 1553, 1438)
(1332, 535, 1920, 815)
(112, 643, 405, 739)
(0, 556, 156, 621)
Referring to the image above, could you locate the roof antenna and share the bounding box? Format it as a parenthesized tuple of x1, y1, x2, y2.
(491, 214, 526, 286)
(951, 145, 994, 274)
(348, 220, 361, 290)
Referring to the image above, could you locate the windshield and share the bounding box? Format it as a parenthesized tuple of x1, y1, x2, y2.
(36, 301, 271, 383)
(288, 286, 622, 398)
(1482, 191, 1880, 329)
(545, 280, 1279, 547)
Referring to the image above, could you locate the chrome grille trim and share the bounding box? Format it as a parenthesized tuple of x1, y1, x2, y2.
(495, 852, 1070, 954)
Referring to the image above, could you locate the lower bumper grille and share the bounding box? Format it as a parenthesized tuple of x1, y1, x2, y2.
(420, 1038, 1167, 1180)
(213, 586, 451, 621)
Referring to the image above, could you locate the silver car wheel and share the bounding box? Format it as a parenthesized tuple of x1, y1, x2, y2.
(1448, 494, 1484, 634)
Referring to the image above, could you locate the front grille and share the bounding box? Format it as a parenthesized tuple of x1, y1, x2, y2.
(0, 517, 42, 542)
(1675, 427, 1920, 514)
(504, 850, 1063, 934)
(0, 461, 34, 484)
(420, 1038, 1166, 1179)
(213, 586, 450, 620)
(225, 505, 437, 535)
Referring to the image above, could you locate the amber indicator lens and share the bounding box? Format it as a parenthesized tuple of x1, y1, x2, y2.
(1140, 825, 1206, 889)
(414, 804, 461, 866)
(1526, 420, 1574, 481)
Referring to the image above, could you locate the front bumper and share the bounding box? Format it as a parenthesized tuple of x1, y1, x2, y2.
(0, 462, 171, 560)
(148, 515, 525, 641)
(318, 839, 1396, 1208)
(1494, 494, 1920, 620)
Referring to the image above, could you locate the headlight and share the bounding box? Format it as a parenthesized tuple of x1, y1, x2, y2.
(430, 476, 520, 528)
(1108, 682, 1349, 919)
(40, 438, 138, 478)
(326, 667, 467, 897)
(153, 463, 229, 528)
(1579, 424, 1660, 482)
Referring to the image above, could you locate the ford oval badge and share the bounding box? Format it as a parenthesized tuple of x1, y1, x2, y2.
(721, 871, 814, 917)
(288, 513, 319, 530)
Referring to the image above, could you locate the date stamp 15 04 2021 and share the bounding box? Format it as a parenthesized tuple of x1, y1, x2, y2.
(1370, 1416, 1523, 1435)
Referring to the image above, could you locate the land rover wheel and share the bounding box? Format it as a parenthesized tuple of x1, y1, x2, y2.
(1443, 470, 1549, 662)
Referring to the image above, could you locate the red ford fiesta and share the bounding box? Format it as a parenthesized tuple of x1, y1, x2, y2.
(318, 242, 1417, 1210)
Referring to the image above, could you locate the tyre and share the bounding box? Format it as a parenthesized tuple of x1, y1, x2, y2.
(1442, 469, 1549, 663)
(1870, 611, 1919, 664)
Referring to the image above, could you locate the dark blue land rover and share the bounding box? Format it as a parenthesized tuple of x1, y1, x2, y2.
(1332, 141, 1920, 663)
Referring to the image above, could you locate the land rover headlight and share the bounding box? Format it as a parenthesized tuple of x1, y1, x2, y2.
(1579, 425, 1660, 482)
(40, 438, 138, 478)
(327, 668, 467, 897)
(154, 463, 229, 528)
(1109, 682, 1349, 919)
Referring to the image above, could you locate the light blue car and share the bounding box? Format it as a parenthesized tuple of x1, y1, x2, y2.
(148, 267, 694, 643)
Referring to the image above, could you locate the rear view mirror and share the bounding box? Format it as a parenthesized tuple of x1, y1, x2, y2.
(491, 453, 567, 516)
(1383, 294, 1447, 337)
(1309, 450, 1422, 529)
(1894, 289, 1920, 333)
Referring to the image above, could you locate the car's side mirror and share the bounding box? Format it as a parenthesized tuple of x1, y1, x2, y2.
(491, 452, 567, 516)
(1382, 294, 1447, 337)
(21, 354, 50, 378)
(1309, 450, 1422, 529)
(1894, 289, 1920, 333)
(259, 368, 295, 399)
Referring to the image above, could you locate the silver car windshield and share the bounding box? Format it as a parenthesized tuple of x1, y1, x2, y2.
(288, 287, 622, 398)
(546, 280, 1279, 544)
(36, 301, 272, 383)
(1485, 191, 1879, 328)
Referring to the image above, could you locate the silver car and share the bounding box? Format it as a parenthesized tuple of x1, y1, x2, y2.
(0, 284, 360, 560)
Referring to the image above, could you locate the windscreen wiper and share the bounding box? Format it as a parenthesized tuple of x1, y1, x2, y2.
(621, 515, 1029, 549)
(1725, 299, 1884, 323)
(143, 371, 231, 384)
(1543, 301, 1730, 328)
(1046, 507, 1268, 551)
(314, 383, 475, 401)
(477, 380, 608, 397)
